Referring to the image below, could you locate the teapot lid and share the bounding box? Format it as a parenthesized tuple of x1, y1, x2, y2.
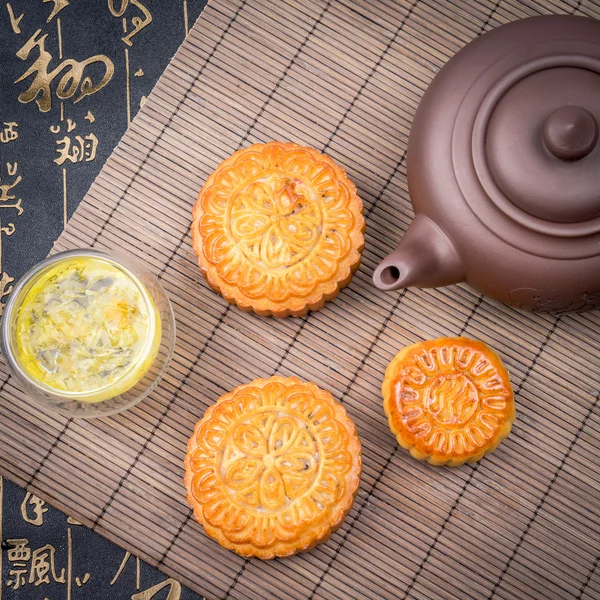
(486, 66, 600, 223)
(446, 15, 600, 258)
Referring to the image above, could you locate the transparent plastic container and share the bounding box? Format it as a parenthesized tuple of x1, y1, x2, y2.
(0, 249, 175, 418)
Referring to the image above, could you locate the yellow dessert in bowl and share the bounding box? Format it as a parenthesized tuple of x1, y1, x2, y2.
(1, 249, 175, 417)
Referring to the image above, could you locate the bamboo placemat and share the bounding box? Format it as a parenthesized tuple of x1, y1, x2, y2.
(2, 0, 600, 598)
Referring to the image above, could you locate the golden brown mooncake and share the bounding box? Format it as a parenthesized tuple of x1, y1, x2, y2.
(184, 376, 362, 559)
(191, 141, 365, 317)
(383, 337, 515, 466)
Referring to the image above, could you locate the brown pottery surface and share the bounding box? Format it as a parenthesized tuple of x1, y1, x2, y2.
(373, 15, 600, 313)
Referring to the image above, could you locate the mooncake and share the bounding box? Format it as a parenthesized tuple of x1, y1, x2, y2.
(184, 376, 362, 559)
(383, 337, 515, 466)
(191, 141, 365, 317)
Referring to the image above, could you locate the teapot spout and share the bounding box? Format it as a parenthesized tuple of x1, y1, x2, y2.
(372, 214, 465, 291)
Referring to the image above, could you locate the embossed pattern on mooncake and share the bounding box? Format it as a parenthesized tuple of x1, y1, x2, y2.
(191, 142, 365, 317)
(382, 337, 515, 466)
(184, 376, 362, 559)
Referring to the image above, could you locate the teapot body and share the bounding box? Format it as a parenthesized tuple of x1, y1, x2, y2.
(410, 141, 600, 313)
(374, 15, 600, 313)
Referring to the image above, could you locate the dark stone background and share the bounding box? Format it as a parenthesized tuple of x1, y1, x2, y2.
(0, 1, 207, 598)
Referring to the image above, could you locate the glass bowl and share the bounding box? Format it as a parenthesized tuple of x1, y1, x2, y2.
(0, 248, 175, 418)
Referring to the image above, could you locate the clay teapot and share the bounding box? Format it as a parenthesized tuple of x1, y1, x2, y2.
(373, 15, 600, 313)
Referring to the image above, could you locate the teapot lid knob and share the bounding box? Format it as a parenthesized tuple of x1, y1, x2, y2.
(543, 105, 598, 161)
(483, 67, 600, 224)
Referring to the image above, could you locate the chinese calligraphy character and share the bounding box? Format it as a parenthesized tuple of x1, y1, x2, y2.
(44, 0, 70, 22)
(111, 551, 140, 587)
(29, 545, 66, 586)
(0, 122, 19, 144)
(84, 110, 95, 123)
(0, 221, 16, 237)
(76, 572, 91, 586)
(50, 120, 99, 165)
(67, 516, 83, 525)
(108, 0, 128, 15)
(6, 3, 23, 34)
(15, 29, 114, 113)
(54, 133, 98, 165)
(51, 118, 75, 133)
(0, 160, 22, 312)
(0, 162, 24, 215)
(0, 173, 22, 202)
(131, 579, 182, 600)
(0, 271, 15, 308)
(21, 492, 49, 526)
(6, 539, 31, 590)
(7, 565, 28, 590)
(109, 0, 152, 46)
(7, 538, 31, 562)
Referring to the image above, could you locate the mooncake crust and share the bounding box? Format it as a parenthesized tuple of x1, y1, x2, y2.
(191, 141, 365, 317)
(184, 376, 362, 559)
(383, 337, 515, 466)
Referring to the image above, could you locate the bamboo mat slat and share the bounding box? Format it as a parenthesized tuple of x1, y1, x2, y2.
(1, 0, 600, 598)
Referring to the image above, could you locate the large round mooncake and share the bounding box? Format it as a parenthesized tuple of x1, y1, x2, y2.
(191, 141, 365, 317)
(383, 337, 515, 466)
(184, 376, 362, 558)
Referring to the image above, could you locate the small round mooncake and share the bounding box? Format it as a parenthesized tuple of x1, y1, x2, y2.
(191, 141, 365, 317)
(383, 337, 515, 466)
(184, 376, 362, 559)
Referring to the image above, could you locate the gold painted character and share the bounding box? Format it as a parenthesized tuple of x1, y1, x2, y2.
(50, 120, 77, 134)
(21, 492, 49, 526)
(109, 0, 153, 46)
(0, 200, 23, 216)
(29, 544, 66, 586)
(54, 133, 98, 165)
(15, 29, 114, 113)
(54, 136, 79, 164)
(7, 565, 28, 590)
(0, 221, 16, 236)
(67, 516, 83, 525)
(6, 539, 31, 590)
(44, 0, 70, 22)
(6, 3, 23, 34)
(82, 133, 99, 161)
(7, 161, 18, 176)
(0, 122, 19, 144)
(7, 538, 31, 562)
(0, 163, 24, 215)
(108, 0, 129, 15)
(110, 551, 140, 587)
(76, 572, 91, 586)
(0, 271, 15, 310)
(0, 174, 22, 202)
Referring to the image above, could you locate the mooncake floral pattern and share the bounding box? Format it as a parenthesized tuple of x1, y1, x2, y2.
(228, 174, 324, 270)
(184, 377, 362, 558)
(192, 142, 364, 316)
(383, 338, 515, 466)
(219, 412, 320, 512)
